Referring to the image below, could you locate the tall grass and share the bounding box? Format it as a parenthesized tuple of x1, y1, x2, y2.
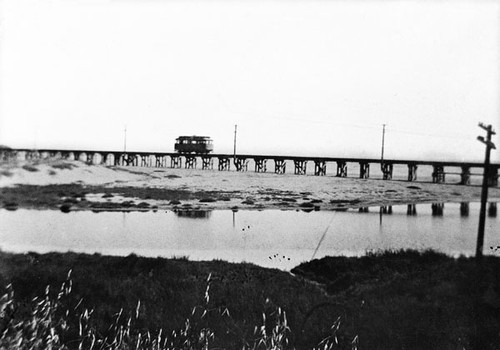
(0, 272, 354, 350)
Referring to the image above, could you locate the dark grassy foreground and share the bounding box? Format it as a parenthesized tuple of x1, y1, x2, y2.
(292, 250, 500, 349)
(0, 250, 499, 349)
(0, 251, 344, 349)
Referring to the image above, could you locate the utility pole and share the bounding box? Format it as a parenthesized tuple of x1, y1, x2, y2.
(476, 123, 496, 260)
(123, 125, 127, 153)
(34, 126, 38, 151)
(233, 124, 237, 160)
(381, 124, 386, 163)
(380, 124, 385, 169)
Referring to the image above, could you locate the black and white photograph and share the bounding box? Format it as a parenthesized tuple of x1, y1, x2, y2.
(0, 0, 499, 348)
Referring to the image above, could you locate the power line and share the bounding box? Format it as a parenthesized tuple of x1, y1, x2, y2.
(270, 116, 381, 130)
(226, 109, 383, 131)
(258, 114, 476, 141)
(221, 103, 481, 141)
(386, 127, 476, 141)
(311, 215, 335, 261)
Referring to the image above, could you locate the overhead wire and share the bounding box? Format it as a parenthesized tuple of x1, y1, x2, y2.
(385, 127, 476, 141)
(216, 93, 480, 142)
(227, 108, 475, 141)
(311, 215, 335, 261)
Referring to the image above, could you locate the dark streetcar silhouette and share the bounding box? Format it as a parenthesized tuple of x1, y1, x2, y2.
(174, 136, 214, 154)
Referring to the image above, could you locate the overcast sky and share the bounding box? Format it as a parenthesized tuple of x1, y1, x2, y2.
(0, 0, 498, 162)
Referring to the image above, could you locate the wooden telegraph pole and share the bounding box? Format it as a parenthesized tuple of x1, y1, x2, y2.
(380, 124, 386, 176)
(476, 123, 496, 260)
(233, 124, 237, 160)
(381, 124, 386, 163)
(124, 125, 127, 153)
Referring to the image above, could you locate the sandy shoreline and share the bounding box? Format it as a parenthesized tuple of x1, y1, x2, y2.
(1, 159, 499, 212)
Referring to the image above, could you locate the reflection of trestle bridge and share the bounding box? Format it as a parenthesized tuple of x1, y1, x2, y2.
(362, 202, 498, 217)
(171, 202, 499, 219)
(2, 148, 499, 186)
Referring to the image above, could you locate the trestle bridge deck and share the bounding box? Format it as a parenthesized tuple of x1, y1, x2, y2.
(1, 148, 499, 187)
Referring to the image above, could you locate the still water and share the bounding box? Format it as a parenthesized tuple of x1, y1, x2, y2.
(1, 203, 498, 270)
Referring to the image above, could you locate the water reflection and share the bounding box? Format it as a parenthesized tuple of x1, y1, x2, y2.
(379, 206, 392, 226)
(460, 202, 469, 217)
(380, 206, 393, 214)
(355, 202, 497, 218)
(489, 203, 497, 217)
(431, 203, 444, 216)
(0, 202, 499, 271)
(174, 210, 212, 219)
(407, 204, 417, 216)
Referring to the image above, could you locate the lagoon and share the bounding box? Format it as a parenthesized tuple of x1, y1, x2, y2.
(1, 202, 498, 270)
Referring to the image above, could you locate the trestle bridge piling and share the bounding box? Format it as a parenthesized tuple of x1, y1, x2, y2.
(1, 148, 499, 187)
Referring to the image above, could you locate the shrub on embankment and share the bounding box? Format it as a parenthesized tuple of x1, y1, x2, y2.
(292, 249, 500, 349)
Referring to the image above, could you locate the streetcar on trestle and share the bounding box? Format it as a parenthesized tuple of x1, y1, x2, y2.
(174, 136, 214, 154)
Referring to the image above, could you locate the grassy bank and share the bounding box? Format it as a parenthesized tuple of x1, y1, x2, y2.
(292, 250, 500, 349)
(0, 251, 343, 349)
(1, 250, 499, 349)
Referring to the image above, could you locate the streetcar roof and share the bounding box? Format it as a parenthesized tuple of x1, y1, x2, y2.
(176, 136, 212, 140)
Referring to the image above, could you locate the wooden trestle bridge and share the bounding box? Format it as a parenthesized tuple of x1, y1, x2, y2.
(1, 148, 499, 187)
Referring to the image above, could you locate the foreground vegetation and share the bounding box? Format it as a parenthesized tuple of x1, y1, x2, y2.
(0, 250, 499, 349)
(0, 272, 342, 350)
(293, 250, 500, 349)
(0, 251, 347, 349)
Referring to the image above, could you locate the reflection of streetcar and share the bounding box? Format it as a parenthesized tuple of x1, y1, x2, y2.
(175, 209, 212, 219)
(174, 136, 214, 154)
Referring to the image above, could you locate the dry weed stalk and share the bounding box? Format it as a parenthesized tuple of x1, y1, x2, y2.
(0, 272, 355, 350)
